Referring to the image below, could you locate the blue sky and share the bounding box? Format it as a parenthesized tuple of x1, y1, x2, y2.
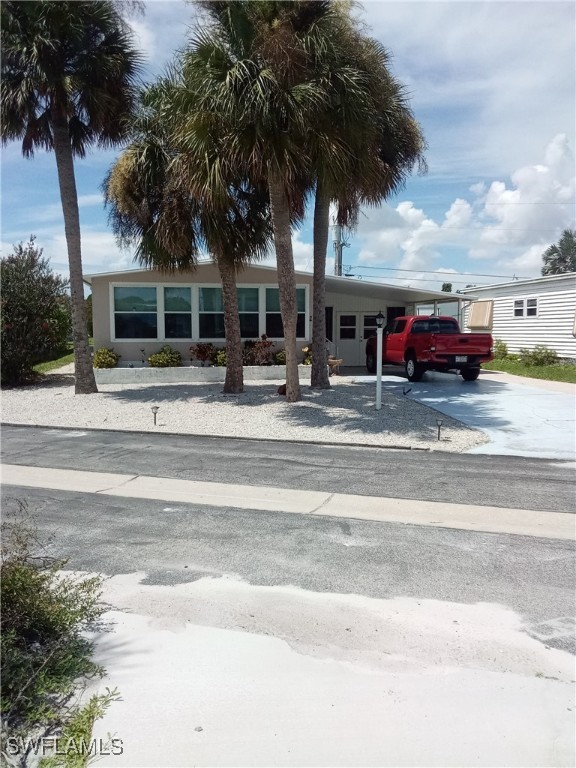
(1, 0, 575, 292)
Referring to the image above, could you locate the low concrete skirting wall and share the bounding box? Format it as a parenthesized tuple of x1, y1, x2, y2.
(94, 365, 312, 385)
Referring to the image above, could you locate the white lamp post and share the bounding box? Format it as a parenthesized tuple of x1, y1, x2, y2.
(375, 311, 385, 411)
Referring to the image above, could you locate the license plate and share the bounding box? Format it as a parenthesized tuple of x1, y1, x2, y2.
(455, 355, 467, 363)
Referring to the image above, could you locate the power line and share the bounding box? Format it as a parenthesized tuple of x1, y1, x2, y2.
(344, 274, 500, 286)
(345, 265, 529, 279)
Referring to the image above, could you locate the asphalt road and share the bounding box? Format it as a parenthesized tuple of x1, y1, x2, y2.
(3, 484, 575, 656)
(2, 424, 575, 513)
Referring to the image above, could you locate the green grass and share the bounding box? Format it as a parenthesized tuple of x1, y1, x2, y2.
(33, 339, 93, 374)
(34, 346, 74, 374)
(483, 358, 576, 383)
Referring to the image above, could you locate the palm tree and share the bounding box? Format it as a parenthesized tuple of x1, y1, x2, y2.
(104, 83, 273, 393)
(541, 229, 576, 275)
(179, 0, 344, 402)
(306, 18, 427, 388)
(1, 1, 142, 393)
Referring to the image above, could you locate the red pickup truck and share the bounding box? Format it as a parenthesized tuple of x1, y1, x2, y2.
(365, 315, 493, 382)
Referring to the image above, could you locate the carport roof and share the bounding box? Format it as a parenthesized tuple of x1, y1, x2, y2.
(84, 263, 471, 303)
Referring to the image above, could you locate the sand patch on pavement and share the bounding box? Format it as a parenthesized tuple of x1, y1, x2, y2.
(87, 572, 575, 767)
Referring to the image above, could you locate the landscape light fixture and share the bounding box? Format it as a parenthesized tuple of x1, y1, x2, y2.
(151, 405, 160, 426)
(375, 311, 385, 411)
(436, 418, 443, 440)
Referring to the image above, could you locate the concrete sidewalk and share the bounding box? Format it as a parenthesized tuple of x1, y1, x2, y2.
(3, 463, 574, 540)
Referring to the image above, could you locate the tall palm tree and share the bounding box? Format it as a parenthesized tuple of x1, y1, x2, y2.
(1, 1, 142, 393)
(105, 83, 273, 393)
(306, 16, 427, 388)
(179, 0, 342, 402)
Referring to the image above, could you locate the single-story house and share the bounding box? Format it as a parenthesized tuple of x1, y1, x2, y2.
(85, 262, 469, 367)
(461, 273, 576, 358)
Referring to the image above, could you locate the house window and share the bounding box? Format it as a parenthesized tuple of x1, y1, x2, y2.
(114, 286, 157, 339)
(164, 287, 192, 338)
(513, 298, 538, 318)
(265, 288, 306, 338)
(237, 287, 260, 338)
(199, 287, 225, 338)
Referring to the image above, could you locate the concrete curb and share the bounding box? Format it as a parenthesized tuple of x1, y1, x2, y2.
(0, 422, 431, 453)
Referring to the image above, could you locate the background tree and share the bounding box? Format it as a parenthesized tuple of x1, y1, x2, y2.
(541, 229, 576, 275)
(1, 238, 71, 385)
(85, 294, 94, 338)
(1, 1, 142, 394)
(442, 282, 453, 292)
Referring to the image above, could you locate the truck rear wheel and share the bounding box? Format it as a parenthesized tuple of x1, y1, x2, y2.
(366, 352, 376, 374)
(461, 367, 480, 382)
(405, 356, 424, 382)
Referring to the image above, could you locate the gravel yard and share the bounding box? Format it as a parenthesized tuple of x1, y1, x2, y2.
(1, 368, 489, 452)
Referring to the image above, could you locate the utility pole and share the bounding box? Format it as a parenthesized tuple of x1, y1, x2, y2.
(333, 223, 343, 276)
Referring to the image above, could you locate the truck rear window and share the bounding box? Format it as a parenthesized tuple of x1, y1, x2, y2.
(411, 318, 460, 334)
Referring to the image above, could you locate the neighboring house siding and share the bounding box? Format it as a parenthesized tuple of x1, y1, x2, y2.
(463, 275, 576, 357)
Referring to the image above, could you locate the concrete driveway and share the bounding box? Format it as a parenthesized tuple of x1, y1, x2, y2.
(351, 368, 576, 461)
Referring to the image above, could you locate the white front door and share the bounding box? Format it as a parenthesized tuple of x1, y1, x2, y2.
(336, 313, 380, 366)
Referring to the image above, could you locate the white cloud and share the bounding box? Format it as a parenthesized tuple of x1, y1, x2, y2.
(350, 134, 575, 288)
(362, 2, 575, 178)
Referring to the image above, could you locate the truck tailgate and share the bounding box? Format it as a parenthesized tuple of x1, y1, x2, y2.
(433, 334, 492, 355)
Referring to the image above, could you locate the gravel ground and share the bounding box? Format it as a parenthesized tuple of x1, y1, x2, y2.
(1, 366, 489, 452)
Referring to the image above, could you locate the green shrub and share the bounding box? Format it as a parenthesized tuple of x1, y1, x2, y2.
(148, 345, 182, 368)
(1, 502, 106, 752)
(493, 339, 508, 359)
(93, 347, 120, 368)
(273, 349, 286, 365)
(519, 345, 559, 366)
(212, 349, 227, 367)
(1, 237, 72, 385)
(301, 345, 312, 365)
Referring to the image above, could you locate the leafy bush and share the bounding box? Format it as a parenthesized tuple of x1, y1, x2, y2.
(93, 347, 120, 368)
(1, 237, 72, 386)
(273, 349, 286, 365)
(301, 345, 312, 365)
(148, 345, 182, 368)
(493, 339, 508, 359)
(190, 342, 215, 365)
(243, 335, 274, 365)
(1, 501, 106, 754)
(212, 349, 227, 367)
(519, 345, 559, 366)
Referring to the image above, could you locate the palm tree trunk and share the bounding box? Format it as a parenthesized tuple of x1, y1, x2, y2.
(217, 252, 244, 394)
(268, 165, 300, 402)
(311, 178, 331, 389)
(52, 111, 97, 394)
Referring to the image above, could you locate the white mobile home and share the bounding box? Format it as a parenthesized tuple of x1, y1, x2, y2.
(85, 263, 467, 367)
(461, 273, 576, 358)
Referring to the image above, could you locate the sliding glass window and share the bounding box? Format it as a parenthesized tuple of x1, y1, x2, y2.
(237, 287, 259, 338)
(265, 288, 306, 338)
(199, 287, 225, 338)
(164, 287, 192, 338)
(114, 286, 158, 339)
